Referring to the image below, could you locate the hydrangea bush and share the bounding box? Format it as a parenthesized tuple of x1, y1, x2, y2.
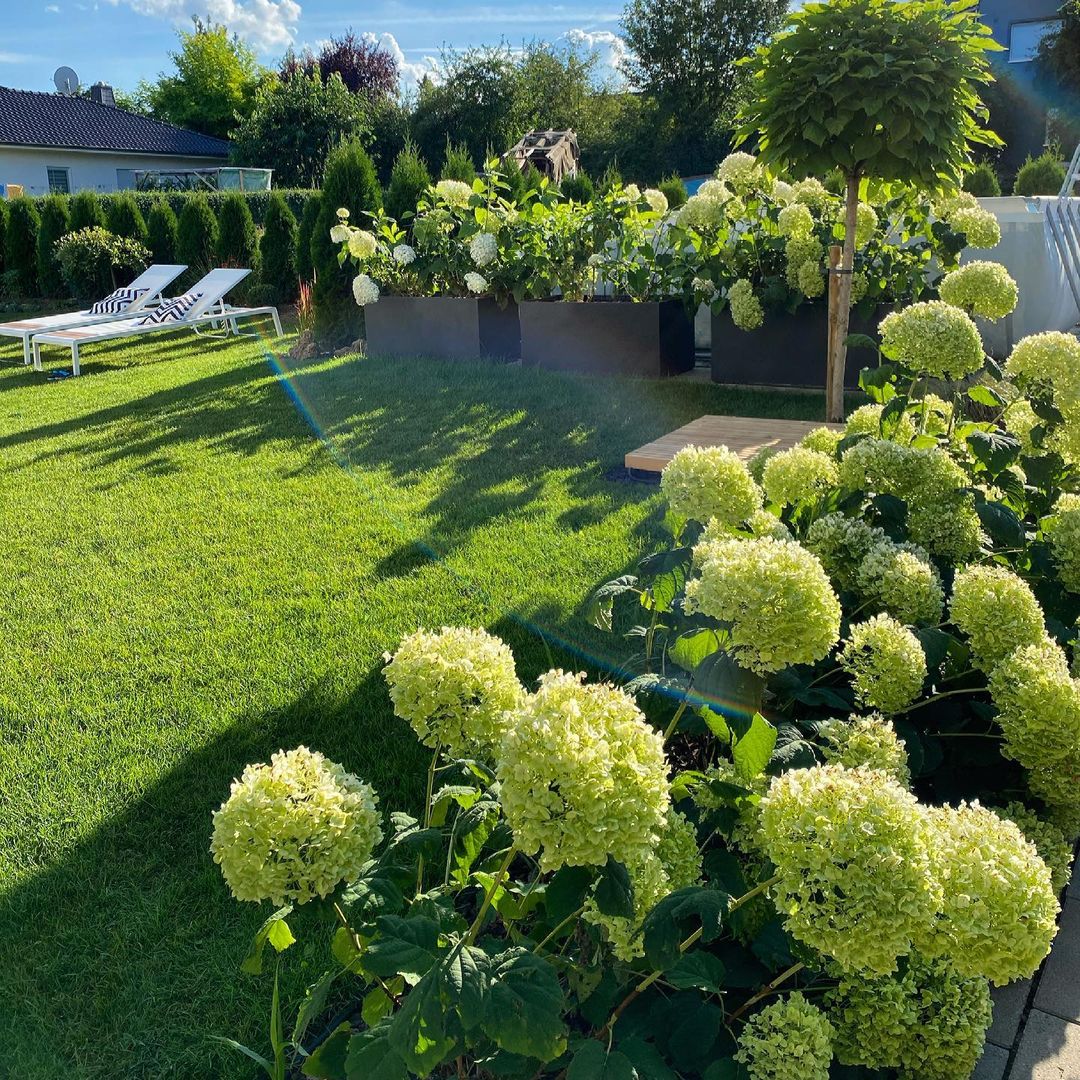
(212, 265, 1074, 1080)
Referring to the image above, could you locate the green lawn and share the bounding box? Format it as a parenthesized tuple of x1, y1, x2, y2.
(0, 329, 829, 1079)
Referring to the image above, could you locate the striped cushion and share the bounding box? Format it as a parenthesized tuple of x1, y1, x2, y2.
(88, 286, 148, 315)
(136, 291, 204, 327)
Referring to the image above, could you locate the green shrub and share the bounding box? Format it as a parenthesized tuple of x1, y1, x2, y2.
(36, 194, 71, 297)
(54, 226, 150, 301)
(440, 142, 477, 183)
(176, 194, 219, 289)
(69, 189, 105, 232)
(106, 193, 150, 247)
(0, 199, 8, 275)
(658, 174, 688, 209)
(216, 193, 260, 300)
(259, 192, 298, 305)
(964, 162, 1001, 197)
(384, 141, 432, 222)
(312, 138, 381, 346)
(597, 162, 623, 195)
(147, 199, 179, 264)
(4, 197, 41, 296)
(296, 193, 321, 283)
(89, 190, 314, 229)
(1014, 151, 1067, 196)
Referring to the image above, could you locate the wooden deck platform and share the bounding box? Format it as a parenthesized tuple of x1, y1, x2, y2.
(625, 415, 841, 473)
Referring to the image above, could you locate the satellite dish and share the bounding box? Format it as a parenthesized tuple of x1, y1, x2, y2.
(53, 66, 79, 95)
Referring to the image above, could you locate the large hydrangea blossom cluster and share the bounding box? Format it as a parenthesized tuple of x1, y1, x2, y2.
(729, 278, 765, 330)
(821, 714, 912, 786)
(735, 993, 835, 1080)
(761, 446, 838, 507)
(383, 626, 523, 757)
(938, 261, 1019, 319)
(879, 300, 985, 380)
(210, 746, 383, 906)
(838, 615, 927, 714)
(949, 565, 1047, 672)
(659, 444, 762, 526)
(686, 535, 841, 673)
(496, 670, 671, 872)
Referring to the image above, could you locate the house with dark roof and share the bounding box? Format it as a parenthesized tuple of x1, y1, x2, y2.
(0, 83, 230, 196)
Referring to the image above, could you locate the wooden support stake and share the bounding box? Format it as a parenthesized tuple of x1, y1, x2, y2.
(826, 244, 842, 403)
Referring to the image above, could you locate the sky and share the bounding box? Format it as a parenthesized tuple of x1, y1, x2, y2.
(0, 1, 631, 97)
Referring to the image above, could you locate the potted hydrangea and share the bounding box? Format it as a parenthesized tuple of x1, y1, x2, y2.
(683, 154, 1002, 388)
(334, 173, 522, 362)
(516, 183, 697, 378)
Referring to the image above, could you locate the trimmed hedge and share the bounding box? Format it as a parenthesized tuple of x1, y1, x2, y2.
(69, 189, 105, 232)
(1014, 151, 1067, 196)
(4, 197, 41, 296)
(176, 194, 220, 289)
(384, 142, 432, 223)
(259, 192, 298, 305)
(36, 194, 71, 297)
(147, 199, 179, 264)
(216, 193, 260, 300)
(106, 193, 150, 248)
(964, 162, 1002, 197)
(312, 139, 381, 346)
(296, 193, 321, 283)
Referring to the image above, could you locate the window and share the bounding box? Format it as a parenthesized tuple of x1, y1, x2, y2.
(116, 169, 135, 189)
(1009, 19, 1062, 63)
(46, 167, 70, 193)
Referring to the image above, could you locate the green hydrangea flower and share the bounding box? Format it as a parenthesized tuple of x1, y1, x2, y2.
(383, 626, 523, 757)
(778, 203, 815, 238)
(843, 402, 917, 443)
(759, 765, 939, 974)
(989, 639, 1080, 771)
(660, 444, 762, 526)
(951, 206, 1002, 249)
(730, 278, 765, 330)
(992, 802, 1073, 893)
(1005, 334, 1080, 460)
(686, 536, 841, 673)
(210, 746, 382, 906)
(497, 671, 670, 872)
(821, 714, 911, 786)
(583, 810, 702, 960)
(792, 177, 830, 209)
(918, 802, 1059, 985)
(856, 540, 945, 625)
(950, 565, 1048, 673)
(839, 616, 927, 715)
(907, 494, 985, 562)
(797, 259, 826, 298)
(838, 439, 967, 504)
(692, 760, 768, 851)
(735, 992, 835, 1080)
(716, 151, 764, 188)
(938, 261, 1019, 320)
(825, 951, 992, 1080)
(805, 513, 887, 591)
(785, 235, 825, 290)
(799, 426, 844, 457)
(879, 301, 985, 380)
(761, 446, 839, 506)
(1044, 493, 1080, 593)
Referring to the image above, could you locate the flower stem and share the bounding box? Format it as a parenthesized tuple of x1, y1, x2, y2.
(465, 845, 518, 946)
(729, 962, 806, 1023)
(532, 905, 586, 955)
(903, 687, 980, 712)
(664, 698, 690, 742)
(416, 744, 441, 895)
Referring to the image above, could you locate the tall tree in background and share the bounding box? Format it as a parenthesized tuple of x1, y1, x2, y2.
(137, 17, 265, 140)
(281, 30, 399, 101)
(1036, 4, 1080, 153)
(621, 0, 788, 126)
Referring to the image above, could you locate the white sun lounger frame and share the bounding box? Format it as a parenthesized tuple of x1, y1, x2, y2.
(30, 268, 283, 376)
(0, 264, 187, 365)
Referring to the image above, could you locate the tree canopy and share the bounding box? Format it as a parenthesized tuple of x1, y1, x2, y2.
(280, 30, 399, 101)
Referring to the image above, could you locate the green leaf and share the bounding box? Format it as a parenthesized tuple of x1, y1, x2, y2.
(342, 872, 405, 923)
(302, 1023, 350, 1078)
(703, 1060, 751, 1080)
(331, 927, 362, 973)
(967, 384, 1004, 408)
(595, 857, 635, 919)
(976, 500, 1026, 549)
(618, 1036, 679, 1080)
(545, 864, 595, 923)
(481, 949, 568, 1060)
(363, 916, 444, 983)
(845, 333, 879, 352)
(386, 969, 456, 1075)
(587, 575, 640, 631)
(731, 713, 777, 780)
(642, 887, 729, 971)
(361, 977, 404, 1029)
(451, 801, 500, 886)
(967, 429, 1021, 477)
(668, 999, 723, 1073)
(567, 1041, 636, 1080)
(694, 652, 765, 728)
(859, 362, 898, 404)
(429, 784, 481, 827)
(241, 906, 295, 975)
(665, 951, 727, 993)
(669, 628, 723, 673)
(348, 1021, 411, 1080)
(210, 1035, 275, 1076)
(293, 970, 339, 1048)
(444, 945, 491, 1031)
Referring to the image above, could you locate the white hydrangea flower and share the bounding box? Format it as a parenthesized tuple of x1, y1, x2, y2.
(435, 179, 474, 206)
(352, 273, 379, 306)
(643, 188, 669, 214)
(624, 183, 642, 201)
(329, 224, 351, 244)
(335, 207, 350, 220)
(392, 244, 416, 266)
(347, 229, 378, 259)
(715, 151, 762, 187)
(465, 271, 489, 295)
(469, 232, 498, 267)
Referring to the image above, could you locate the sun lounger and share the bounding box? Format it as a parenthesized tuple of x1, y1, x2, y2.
(0, 264, 187, 365)
(30, 268, 284, 376)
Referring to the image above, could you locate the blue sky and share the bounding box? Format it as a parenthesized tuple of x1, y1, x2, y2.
(0, 1, 629, 97)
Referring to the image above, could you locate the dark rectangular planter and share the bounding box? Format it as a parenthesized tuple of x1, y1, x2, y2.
(364, 295, 519, 362)
(520, 299, 695, 378)
(711, 304, 892, 389)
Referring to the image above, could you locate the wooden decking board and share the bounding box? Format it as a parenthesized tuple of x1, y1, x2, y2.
(625, 414, 841, 473)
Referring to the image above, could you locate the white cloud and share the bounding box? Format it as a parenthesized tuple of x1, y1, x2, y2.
(107, 0, 301, 51)
(0, 51, 35, 63)
(45, 4, 61, 12)
(361, 31, 441, 93)
(557, 28, 629, 86)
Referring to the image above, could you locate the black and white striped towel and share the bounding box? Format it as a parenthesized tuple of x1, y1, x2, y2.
(137, 291, 205, 326)
(88, 286, 149, 315)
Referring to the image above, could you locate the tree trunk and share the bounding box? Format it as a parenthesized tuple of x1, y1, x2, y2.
(826, 172, 861, 423)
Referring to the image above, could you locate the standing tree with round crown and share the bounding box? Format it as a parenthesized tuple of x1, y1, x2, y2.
(737, 0, 1001, 420)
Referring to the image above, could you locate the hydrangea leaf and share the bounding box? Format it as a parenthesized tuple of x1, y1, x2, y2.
(594, 857, 635, 919)
(302, 1022, 350, 1078)
(730, 713, 777, 780)
(567, 1041, 636, 1080)
(363, 915, 444, 982)
(545, 864, 595, 923)
(385, 971, 455, 1076)
(481, 949, 568, 1060)
(642, 887, 730, 971)
(346, 1020, 409, 1080)
(665, 951, 727, 993)
(241, 906, 295, 975)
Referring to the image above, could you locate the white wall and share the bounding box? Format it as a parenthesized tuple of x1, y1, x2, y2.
(0, 146, 226, 196)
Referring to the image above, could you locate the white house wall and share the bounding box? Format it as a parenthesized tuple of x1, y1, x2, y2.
(0, 146, 227, 195)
